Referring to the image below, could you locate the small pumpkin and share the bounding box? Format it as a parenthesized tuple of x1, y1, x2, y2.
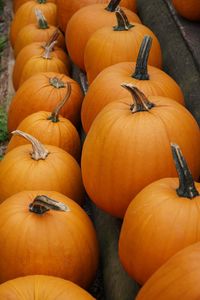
(0, 131, 84, 204)
(10, 0, 57, 47)
(172, 0, 200, 21)
(81, 84, 200, 217)
(8, 72, 83, 131)
(84, 8, 162, 83)
(13, 0, 56, 13)
(14, 9, 65, 57)
(7, 83, 81, 161)
(81, 36, 184, 133)
(0, 192, 99, 287)
(66, 0, 141, 71)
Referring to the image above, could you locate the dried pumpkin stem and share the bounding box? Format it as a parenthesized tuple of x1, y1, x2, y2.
(37, 0, 47, 3)
(121, 83, 154, 112)
(42, 41, 57, 59)
(45, 29, 60, 48)
(132, 36, 152, 80)
(35, 9, 49, 29)
(49, 76, 65, 88)
(113, 7, 134, 31)
(29, 195, 70, 214)
(171, 143, 199, 199)
(48, 82, 72, 122)
(105, 0, 121, 12)
(12, 130, 49, 160)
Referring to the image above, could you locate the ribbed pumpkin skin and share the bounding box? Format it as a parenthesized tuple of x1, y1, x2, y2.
(81, 97, 200, 218)
(172, 0, 200, 21)
(57, 0, 137, 33)
(0, 191, 99, 287)
(13, 43, 68, 90)
(8, 72, 83, 130)
(13, 0, 56, 13)
(10, 1, 57, 47)
(84, 24, 162, 83)
(0, 145, 84, 204)
(6, 111, 81, 161)
(119, 178, 200, 285)
(66, 4, 141, 71)
(136, 242, 200, 299)
(81, 62, 184, 133)
(14, 24, 65, 57)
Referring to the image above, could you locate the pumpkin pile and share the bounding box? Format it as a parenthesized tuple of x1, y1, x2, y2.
(1, 0, 199, 298)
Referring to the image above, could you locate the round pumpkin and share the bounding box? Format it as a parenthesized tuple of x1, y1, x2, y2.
(84, 8, 162, 83)
(0, 131, 84, 204)
(10, 0, 57, 47)
(13, 0, 56, 13)
(7, 83, 81, 161)
(81, 84, 200, 218)
(14, 10, 65, 57)
(8, 72, 83, 131)
(66, 1, 141, 71)
(57, 0, 137, 33)
(172, 0, 200, 21)
(136, 241, 200, 300)
(81, 35, 184, 133)
(0, 191, 99, 287)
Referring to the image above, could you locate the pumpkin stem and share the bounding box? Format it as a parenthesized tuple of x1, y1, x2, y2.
(171, 143, 199, 199)
(42, 41, 57, 59)
(44, 29, 60, 48)
(113, 7, 134, 31)
(35, 9, 49, 29)
(49, 76, 65, 88)
(48, 82, 71, 122)
(132, 36, 152, 80)
(37, 0, 47, 3)
(121, 83, 154, 113)
(11, 130, 49, 161)
(29, 195, 70, 215)
(105, 0, 121, 12)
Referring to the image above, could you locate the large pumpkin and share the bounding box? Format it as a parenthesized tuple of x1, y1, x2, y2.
(8, 72, 83, 130)
(84, 8, 162, 83)
(7, 83, 81, 161)
(10, 0, 57, 47)
(0, 191, 99, 287)
(0, 131, 84, 204)
(66, 0, 141, 71)
(81, 84, 200, 218)
(13, 0, 56, 13)
(57, 0, 137, 33)
(119, 144, 200, 284)
(172, 0, 200, 21)
(81, 36, 184, 133)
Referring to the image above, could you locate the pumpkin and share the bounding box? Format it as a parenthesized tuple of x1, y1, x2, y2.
(10, 0, 57, 47)
(13, 0, 56, 13)
(13, 31, 68, 90)
(81, 84, 200, 218)
(0, 192, 99, 287)
(84, 8, 162, 83)
(7, 83, 81, 161)
(57, 0, 137, 33)
(172, 0, 200, 21)
(66, 0, 141, 71)
(8, 72, 83, 131)
(119, 143, 200, 284)
(14, 10, 65, 57)
(136, 241, 200, 300)
(0, 131, 84, 204)
(81, 35, 184, 133)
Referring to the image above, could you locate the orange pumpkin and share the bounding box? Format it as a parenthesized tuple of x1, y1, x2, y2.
(66, 0, 141, 71)
(81, 84, 200, 218)
(0, 131, 84, 204)
(8, 72, 83, 131)
(0, 192, 99, 287)
(14, 10, 65, 57)
(119, 143, 200, 284)
(172, 0, 200, 21)
(57, 0, 137, 33)
(81, 36, 184, 133)
(13, 0, 56, 13)
(7, 83, 81, 161)
(10, 0, 57, 47)
(84, 8, 162, 83)
(136, 241, 200, 300)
